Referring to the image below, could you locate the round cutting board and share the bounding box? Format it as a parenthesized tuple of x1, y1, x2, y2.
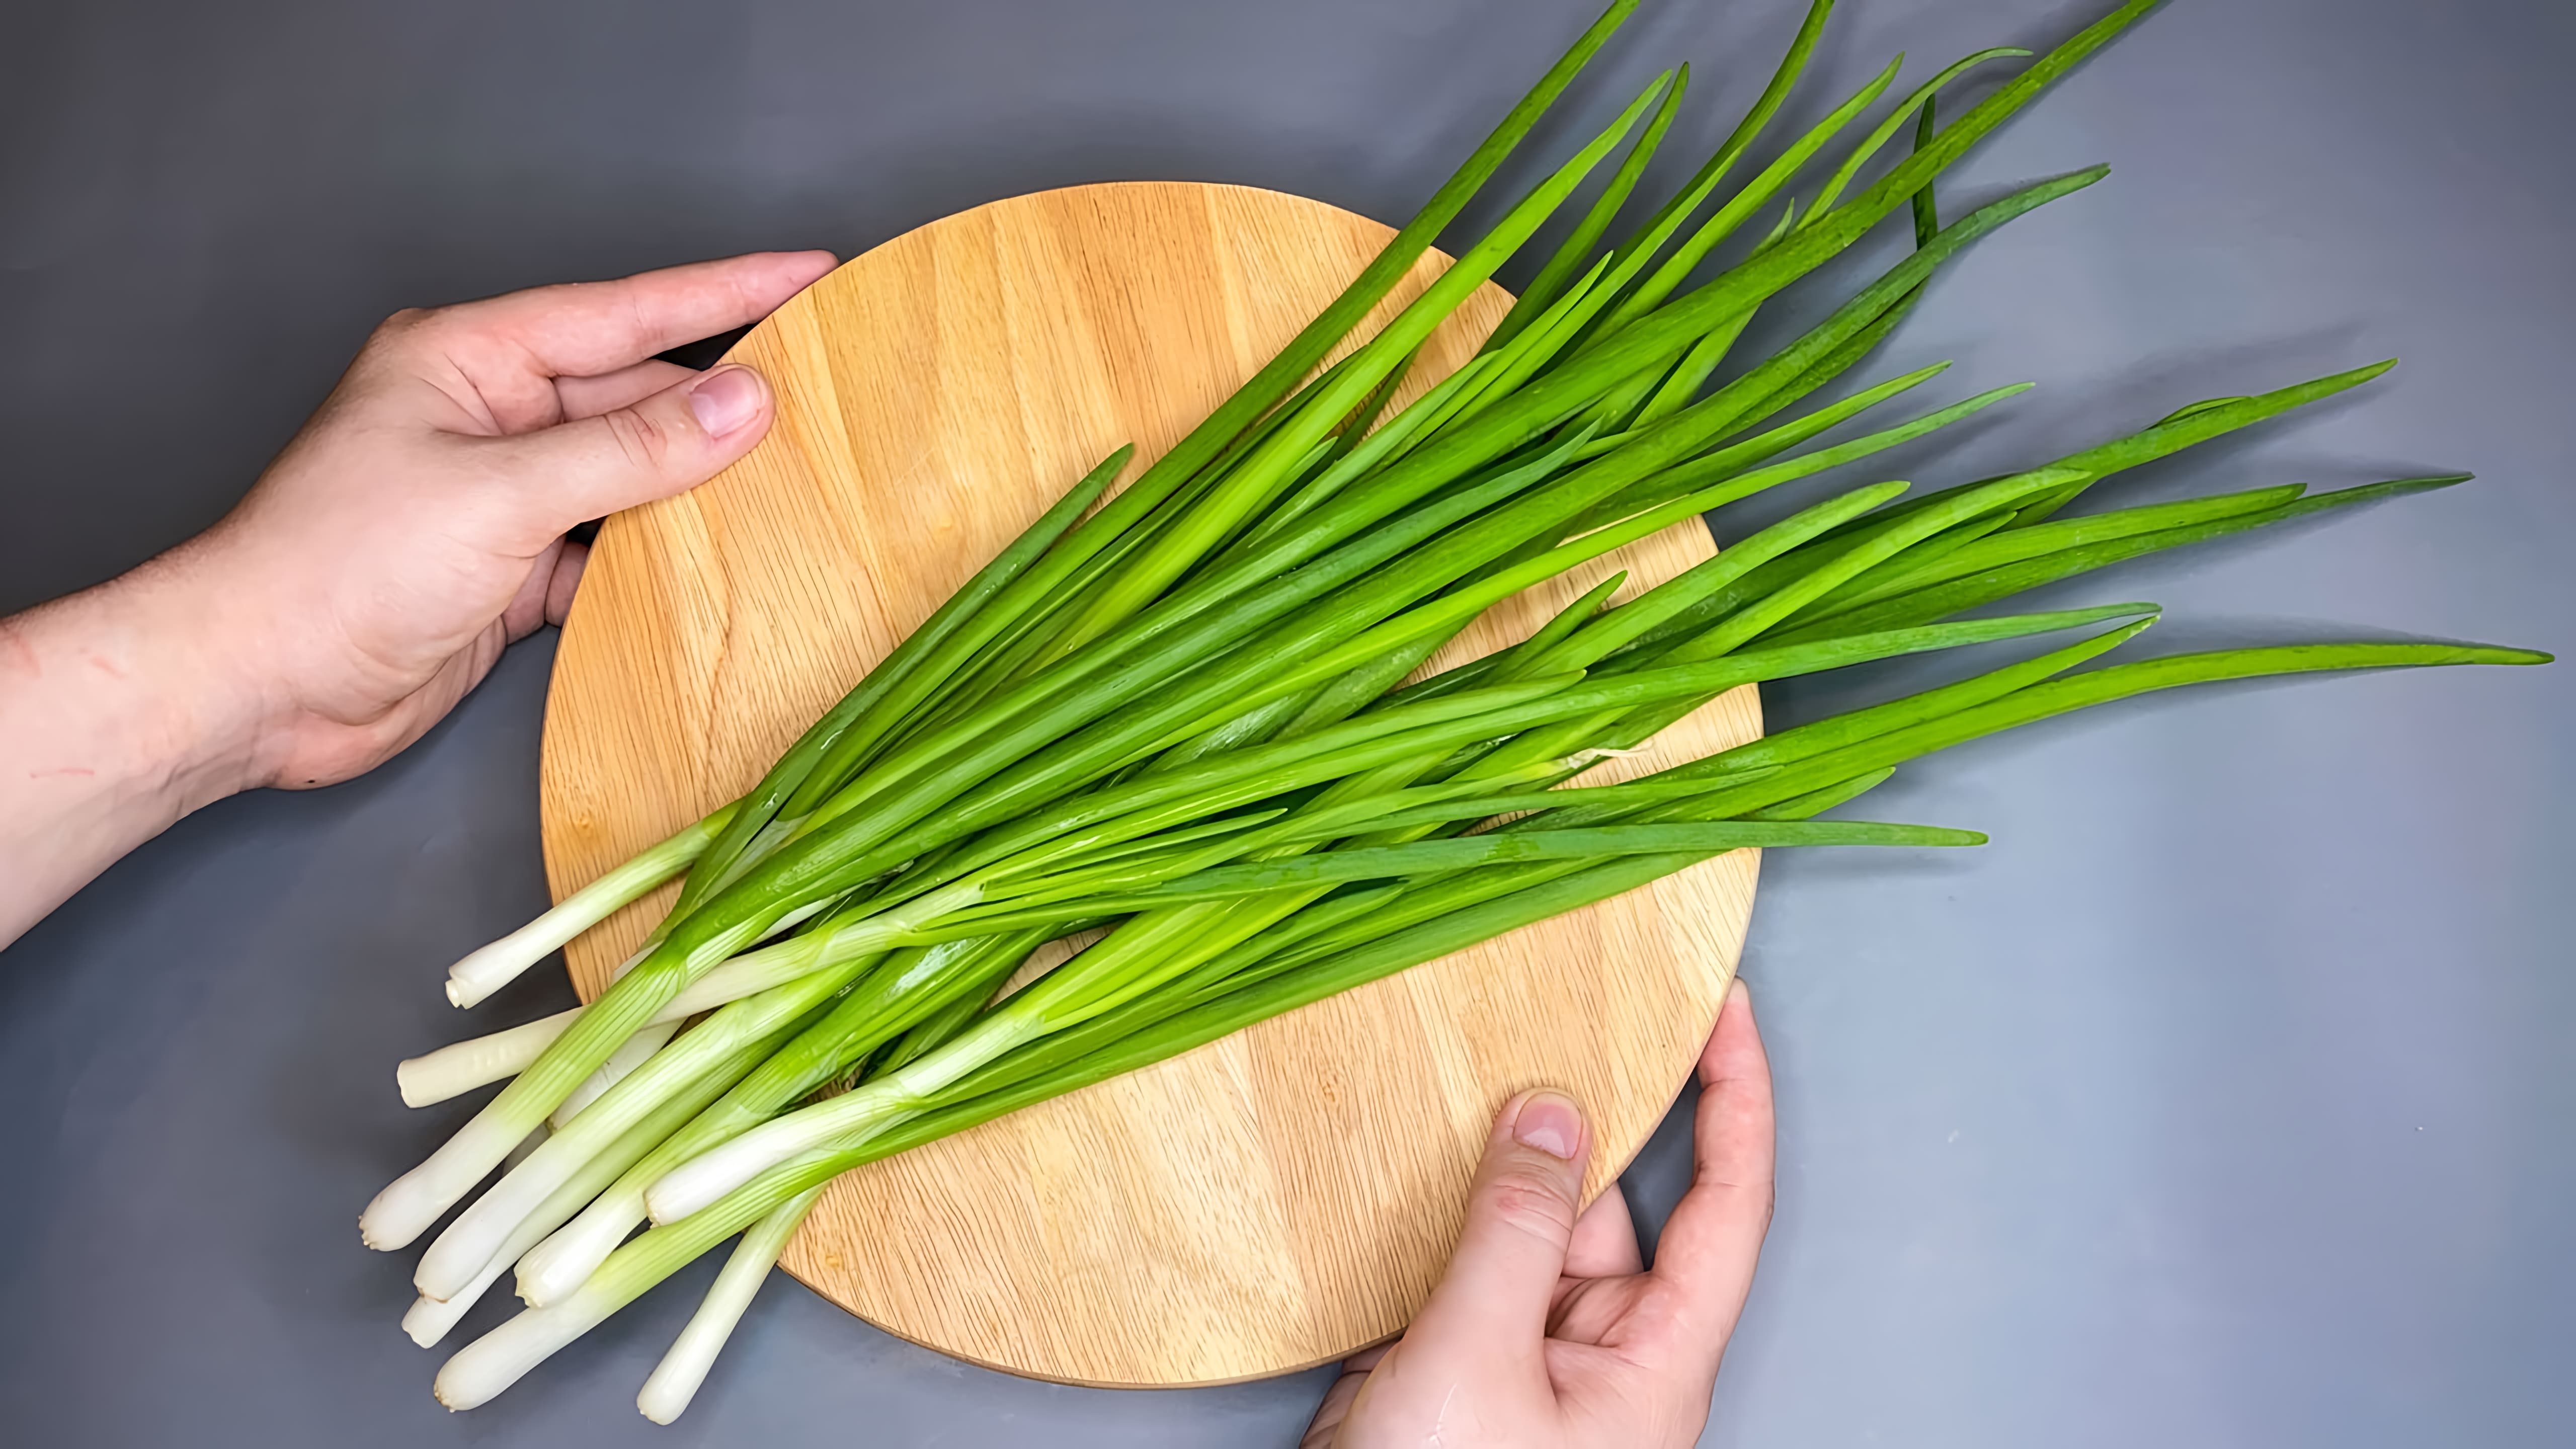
(539, 181, 1762, 1387)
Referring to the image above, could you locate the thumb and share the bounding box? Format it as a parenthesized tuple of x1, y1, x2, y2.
(488, 362, 777, 532)
(1405, 1089, 1592, 1363)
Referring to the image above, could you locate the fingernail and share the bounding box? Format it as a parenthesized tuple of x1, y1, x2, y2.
(688, 365, 765, 438)
(1512, 1090, 1582, 1160)
(1728, 975, 1752, 1008)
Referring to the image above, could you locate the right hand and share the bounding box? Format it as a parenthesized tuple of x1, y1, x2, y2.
(1301, 976, 1776, 1448)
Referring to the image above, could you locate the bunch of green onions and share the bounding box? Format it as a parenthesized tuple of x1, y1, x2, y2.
(363, 0, 2546, 1420)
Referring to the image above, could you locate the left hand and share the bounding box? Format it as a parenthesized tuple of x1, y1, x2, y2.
(0, 251, 836, 945)
(1300, 976, 1776, 1449)
(177, 250, 838, 789)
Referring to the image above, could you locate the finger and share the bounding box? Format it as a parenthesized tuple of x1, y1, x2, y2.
(478, 363, 775, 533)
(1562, 1179, 1644, 1280)
(1647, 976, 1776, 1357)
(1402, 1089, 1591, 1369)
(555, 360, 696, 421)
(494, 536, 590, 641)
(1339, 1344, 1392, 1375)
(438, 252, 836, 380)
(499, 537, 569, 642)
(1298, 1357, 1381, 1449)
(543, 539, 588, 628)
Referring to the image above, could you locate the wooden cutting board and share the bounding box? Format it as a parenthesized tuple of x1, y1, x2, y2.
(539, 181, 1762, 1387)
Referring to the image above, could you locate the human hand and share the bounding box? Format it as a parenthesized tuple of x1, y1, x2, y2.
(0, 251, 835, 944)
(1300, 976, 1775, 1449)
(172, 250, 838, 789)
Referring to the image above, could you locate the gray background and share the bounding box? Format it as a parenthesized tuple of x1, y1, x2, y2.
(2, 0, 2567, 1443)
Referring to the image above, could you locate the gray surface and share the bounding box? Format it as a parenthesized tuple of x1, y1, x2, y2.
(1, 0, 2568, 1443)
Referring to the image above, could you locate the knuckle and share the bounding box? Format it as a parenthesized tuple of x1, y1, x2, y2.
(1481, 1170, 1579, 1244)
(368, 306, 436, 348)
(600, 406, 675, 475)
(360, 306, 453, 371)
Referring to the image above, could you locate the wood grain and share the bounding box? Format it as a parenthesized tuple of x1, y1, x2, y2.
(539, 181, 1761, 1387)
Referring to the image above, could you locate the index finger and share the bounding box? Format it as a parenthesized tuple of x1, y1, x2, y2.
(1647, 975, 1775, 1343)
(438, 251, 838, 379)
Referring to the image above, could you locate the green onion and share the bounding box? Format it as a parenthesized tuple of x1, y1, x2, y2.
(442, 802, 738, 1009)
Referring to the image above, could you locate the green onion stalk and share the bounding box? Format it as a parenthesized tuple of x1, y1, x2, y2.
(364, 0, 2551, 1419)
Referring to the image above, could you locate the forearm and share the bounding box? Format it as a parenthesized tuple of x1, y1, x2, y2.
(0, 548, 262, 947)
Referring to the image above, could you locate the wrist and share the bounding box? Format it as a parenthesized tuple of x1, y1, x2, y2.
(91, 537, 282, 808)
(0, 543, 273, 920)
